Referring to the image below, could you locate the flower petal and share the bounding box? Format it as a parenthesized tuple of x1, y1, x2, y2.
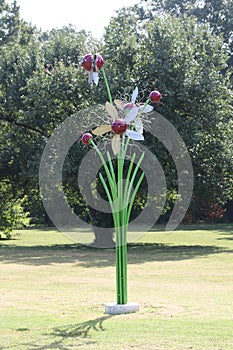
(131, 86, 139, 103)
(112, 134, 121, 155)
(126, 129, 144, 141)
(135, 119, 143, 134)
(124, 106, 139, 123)
(92, 125, 112, 135)
(106, 102, 118, 121)
(114, 99, 124, 110)
(88, 72, 92, 84)
(93, 72, 99, 85)
(139, 105, 154, 113)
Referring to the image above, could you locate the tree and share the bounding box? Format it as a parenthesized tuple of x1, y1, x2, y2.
(141, 0, 233, 79)
(0, 10, 106, 237)
(0, 0, 36, 46)
(103, 8, 233, 220)
(0, 0, 20, 45)
(141, 0, 233, 41)
(0, 1, 42, 235)
(0, 180, 29, 238)
(103, 6, 142, 96)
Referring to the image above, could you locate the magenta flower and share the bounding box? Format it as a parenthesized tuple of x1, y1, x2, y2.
(81, 53, 104, 85)
(92, 87, 152, 155)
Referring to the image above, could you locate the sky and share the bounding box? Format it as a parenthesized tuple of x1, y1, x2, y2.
(6, 0, 140, 39)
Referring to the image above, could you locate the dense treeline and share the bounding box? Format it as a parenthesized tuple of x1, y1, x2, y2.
(0, 0, 232, 238)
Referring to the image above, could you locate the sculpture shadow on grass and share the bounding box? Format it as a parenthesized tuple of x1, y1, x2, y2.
(50, 315, 112, 338)
(0, 241, 232, 267)
(9, 316, 112, 350)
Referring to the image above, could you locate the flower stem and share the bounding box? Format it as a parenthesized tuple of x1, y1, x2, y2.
(116, 141, 128, 304)
(101, 67, 113, 104)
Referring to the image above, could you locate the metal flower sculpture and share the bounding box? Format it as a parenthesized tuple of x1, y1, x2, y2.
(81, 53, 104, 85)
(81, 54, 162, 314)
(92, 101, 143, 154)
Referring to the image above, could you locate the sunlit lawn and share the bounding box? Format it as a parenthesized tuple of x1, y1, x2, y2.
(0, 224, 233, 349)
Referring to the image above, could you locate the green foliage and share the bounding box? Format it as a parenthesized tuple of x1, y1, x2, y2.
(139, 15, 233, 205)
(0, 5, 101, 233)
(0, 0, 20, 45)
(0, 181, 29, 238)
(104, 10, 233, 217)
(0, 0, 36, 46)
(103, 6, 142, 95)
(142, 0, 233, 42)
(41, 26, 100, 66)
(141, 0, 233, 78)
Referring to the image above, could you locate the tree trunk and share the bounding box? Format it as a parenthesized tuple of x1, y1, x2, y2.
(84, 180, 115, 248)
(91, 226, 115, 248)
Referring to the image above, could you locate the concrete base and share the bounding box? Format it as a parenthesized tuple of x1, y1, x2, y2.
(105, 302, 140, 315)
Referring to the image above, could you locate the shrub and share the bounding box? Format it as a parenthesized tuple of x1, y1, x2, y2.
(0, 181, 29, 239)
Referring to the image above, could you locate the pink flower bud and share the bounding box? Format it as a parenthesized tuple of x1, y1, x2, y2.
(149, 90, 162, 103)
(82, 133, 93, 145)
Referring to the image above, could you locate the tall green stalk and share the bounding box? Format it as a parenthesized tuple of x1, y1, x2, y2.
(101, 67, 113, 105)
(89, 135, 145, 304)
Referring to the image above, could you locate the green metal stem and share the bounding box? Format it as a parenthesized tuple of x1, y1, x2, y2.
(101, 67, 113, 104)
(124, 153, 144, 206)
(116, 141, 128, 304)
(127, 172, 145, 222)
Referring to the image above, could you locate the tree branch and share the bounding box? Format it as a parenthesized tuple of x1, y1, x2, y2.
(0, 115, 48, 138)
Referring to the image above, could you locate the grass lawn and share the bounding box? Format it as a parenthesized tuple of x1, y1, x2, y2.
(0, 224, 233, 349)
